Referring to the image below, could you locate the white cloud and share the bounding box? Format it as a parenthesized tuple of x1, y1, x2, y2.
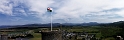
(115, 10, 124, 17)
(0, 0, 13, 15)
(26, 0, 54, 16)
(53, 0, 124, 23)
(0, 0, 124, 23)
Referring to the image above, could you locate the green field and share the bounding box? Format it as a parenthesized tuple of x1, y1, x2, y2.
(30, 33, 41, 40)
(0, 26, 122, 40)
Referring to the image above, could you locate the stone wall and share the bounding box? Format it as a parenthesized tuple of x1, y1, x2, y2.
(41, 31, 62, 40)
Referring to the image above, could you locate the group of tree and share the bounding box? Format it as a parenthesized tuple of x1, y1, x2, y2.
(99, 21, 124, 39)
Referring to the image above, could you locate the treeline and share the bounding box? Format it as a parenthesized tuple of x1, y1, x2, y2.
(99, 21, 124, 38)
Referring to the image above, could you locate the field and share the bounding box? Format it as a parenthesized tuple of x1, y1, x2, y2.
(0, 26, 122, 40)
(29, 26, 121, 40)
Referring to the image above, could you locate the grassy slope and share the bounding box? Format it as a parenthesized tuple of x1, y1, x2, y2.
(30, 33, 41, 40)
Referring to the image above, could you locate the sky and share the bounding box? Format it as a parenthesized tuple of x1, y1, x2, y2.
(0, 0, 124, 25)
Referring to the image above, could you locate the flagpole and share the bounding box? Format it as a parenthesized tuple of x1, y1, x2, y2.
(51, 11, 52, 31)
(47, 7, 52, 31)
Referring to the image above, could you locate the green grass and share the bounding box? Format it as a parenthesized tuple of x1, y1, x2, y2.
(66, 27, 99, 32)
(30, 33, 41, 40)
(104, 37, 115, 40)
(95, 33, 102, 39)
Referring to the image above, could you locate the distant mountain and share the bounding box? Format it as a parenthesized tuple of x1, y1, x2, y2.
(99, 21, 124, 28)
(81, 22, 99, 26)
(2, 21, 124, 29)
(0, 25, 15, 29)
(0, 22, 101, 29)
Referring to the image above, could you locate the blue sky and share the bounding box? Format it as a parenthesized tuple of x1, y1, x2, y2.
(0, 0, 124, 25)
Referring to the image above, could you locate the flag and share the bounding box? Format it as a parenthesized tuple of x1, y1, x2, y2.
(47, 7, 52, 12)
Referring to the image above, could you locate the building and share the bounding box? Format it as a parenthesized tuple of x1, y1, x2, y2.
(0, 34, 8, 40)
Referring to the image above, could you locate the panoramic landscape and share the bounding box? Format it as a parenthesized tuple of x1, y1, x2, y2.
(0, 0, 124, 40)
